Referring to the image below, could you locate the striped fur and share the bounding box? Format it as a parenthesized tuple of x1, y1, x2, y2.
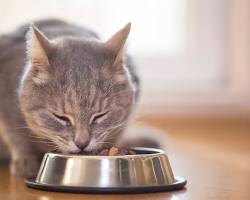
(0, 19, 140, 177)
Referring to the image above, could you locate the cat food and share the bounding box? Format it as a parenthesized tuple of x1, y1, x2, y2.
(100, 147, 136, 156)
(84, 147, 136, 156)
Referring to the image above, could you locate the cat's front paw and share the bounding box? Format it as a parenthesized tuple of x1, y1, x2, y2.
(10, 155, 40, 178)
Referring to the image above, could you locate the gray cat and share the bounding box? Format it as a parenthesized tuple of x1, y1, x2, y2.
(0, 19, 140, 178)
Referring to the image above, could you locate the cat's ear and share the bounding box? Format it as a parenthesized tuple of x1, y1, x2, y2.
(26, 25, 52, 84)
(105, 23, 131, 66)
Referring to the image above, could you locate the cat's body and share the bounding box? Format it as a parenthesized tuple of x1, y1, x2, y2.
(0, 19, 140, 177)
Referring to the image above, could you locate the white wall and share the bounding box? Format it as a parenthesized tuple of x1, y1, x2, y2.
(0, 0, 249, 116)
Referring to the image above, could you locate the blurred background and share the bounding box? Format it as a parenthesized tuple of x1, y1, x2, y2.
(0, 0, 249, 118)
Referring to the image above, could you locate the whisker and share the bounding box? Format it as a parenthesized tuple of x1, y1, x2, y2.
(8, 126, 65, 153)
(95, 142, 116, 146)
(9, 127, 31, 131)
(30, 140, 56, 144)
(48, 147, 61, 153)
(96, 123, 126, 142)
(106, 122, 126, 131)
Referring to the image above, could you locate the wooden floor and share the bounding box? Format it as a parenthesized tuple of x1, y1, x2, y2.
(0, 116, 250, 200)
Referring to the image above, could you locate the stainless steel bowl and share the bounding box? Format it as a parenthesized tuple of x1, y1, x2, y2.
(25, 147, 186, 193)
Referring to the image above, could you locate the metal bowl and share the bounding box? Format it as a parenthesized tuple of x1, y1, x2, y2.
(25, 147, 186, 193)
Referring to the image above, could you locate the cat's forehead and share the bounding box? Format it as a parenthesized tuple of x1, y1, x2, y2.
(53, 38, 114, 65)
(48, 39, 116, 84)
(48, 40, 115, 93)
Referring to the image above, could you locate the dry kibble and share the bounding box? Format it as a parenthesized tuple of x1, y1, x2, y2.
(118, 149, 128, 155)
(108, 147, 119, 156)
(84, 146, 137, 156)
(99, 149, 109, 156)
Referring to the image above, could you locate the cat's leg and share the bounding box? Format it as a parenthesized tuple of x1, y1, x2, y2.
(10, 146, 42, 178)
(0, 123, 42, 178)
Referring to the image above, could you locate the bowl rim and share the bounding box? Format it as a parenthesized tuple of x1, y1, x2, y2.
(44, 147, 166, 159)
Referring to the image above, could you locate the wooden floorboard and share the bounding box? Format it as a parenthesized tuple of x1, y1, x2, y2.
(0, 116, 249, 200)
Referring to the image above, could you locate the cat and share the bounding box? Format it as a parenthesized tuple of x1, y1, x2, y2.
(0, 19, 140, 178)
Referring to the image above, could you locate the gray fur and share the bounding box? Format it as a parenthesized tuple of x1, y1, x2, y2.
(0, 19, 140, 177)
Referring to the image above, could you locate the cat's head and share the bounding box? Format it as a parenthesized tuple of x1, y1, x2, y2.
(19, 23, 137, 154)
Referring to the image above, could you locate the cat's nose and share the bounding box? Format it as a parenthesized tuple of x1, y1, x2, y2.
(74, 134, 90, 149)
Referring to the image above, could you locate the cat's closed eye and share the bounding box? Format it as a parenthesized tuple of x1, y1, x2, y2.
(52, 113, 72, 126)
(90, 111, 109, 124)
